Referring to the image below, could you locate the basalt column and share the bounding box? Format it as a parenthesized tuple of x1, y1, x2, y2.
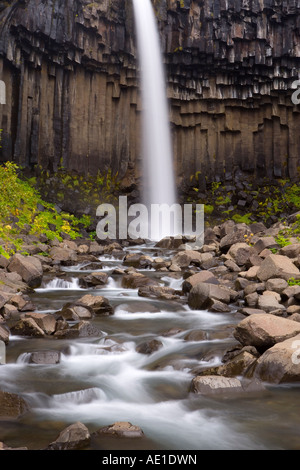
(0, 0, 300, 187)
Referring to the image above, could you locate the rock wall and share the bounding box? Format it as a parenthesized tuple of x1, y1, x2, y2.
(0, 0, 300, 189)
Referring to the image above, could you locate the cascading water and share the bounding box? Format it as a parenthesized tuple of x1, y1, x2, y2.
(132, 0, 177, 240)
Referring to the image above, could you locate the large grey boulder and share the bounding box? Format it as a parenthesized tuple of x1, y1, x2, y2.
(47, 422, 90, 450)
(188, 282, 231, 310)
(256, 254, 300, 282)
(234, 314, 300, 351)
(7, 254, 43, 288)
(253, 334, 300, 383)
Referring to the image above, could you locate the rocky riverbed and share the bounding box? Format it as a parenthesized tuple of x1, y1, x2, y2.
(1, 217, 300, 450)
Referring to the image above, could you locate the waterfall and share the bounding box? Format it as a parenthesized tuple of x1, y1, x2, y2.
(132, 0, 177, 240)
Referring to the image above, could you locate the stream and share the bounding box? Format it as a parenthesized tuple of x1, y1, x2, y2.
(0, 243, 300, 450)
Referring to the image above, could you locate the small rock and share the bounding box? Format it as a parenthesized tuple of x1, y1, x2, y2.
(29, 350, 61, 364)
(0, 390, 28, 419)
(191, 375, 243, 395)
(136, 339, 163, 355)
(47, 422, 90, 450)
(96, 421, 144, 438)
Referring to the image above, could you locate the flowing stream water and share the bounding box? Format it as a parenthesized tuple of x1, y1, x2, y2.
(0, 243, 300, 450)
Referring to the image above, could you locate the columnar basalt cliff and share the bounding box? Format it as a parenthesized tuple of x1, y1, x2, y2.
(0, 0, 300, 189)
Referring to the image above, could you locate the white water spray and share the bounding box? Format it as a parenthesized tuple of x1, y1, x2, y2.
(132, 0, 177, 240)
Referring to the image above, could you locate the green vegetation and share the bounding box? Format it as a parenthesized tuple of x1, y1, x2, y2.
(288, 277, 300, 287)
(0, 162, 91, 258)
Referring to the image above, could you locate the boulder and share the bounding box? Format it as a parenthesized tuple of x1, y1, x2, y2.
(171, 250, 203, 268)
(279, 243, 300, 258)
(217, 350, 258, 377)
(257, 254, 300, 282)
(57, 305, 93, 321)
(253, 237, 278, 254)
(0, 390, 28, 419)
(54, 321, 101, 339)
(29, 350, 61, 364)
(123, 253, 153, 269)
(219, 227, 252, 252)
(138, 285, 180, 301)
(234, 314, 300, 352)
(96, 421, 144, 438)
(191, 375, 243, 395)
(0, 325, 9, 345)
(22, 312, 56, 335)
(9, 294, 35, 312)
(49, 246, 77, 264)
(75, 294, 113, 316)
(265, 278, 289, 293)
(79, 272, 109, 287)
(257, 292, 285, 314)
(121, 273, 159, 289)
(136, 339, 163, 355)
(10, 318, 45, 337)
(182, 271, 218, 293)
(7, 254, 43, 288)
(228, 242, 255, 266)
(188, 282, 231, 310)
(47, 422, 90, 450)
(253, 334, 300, 383)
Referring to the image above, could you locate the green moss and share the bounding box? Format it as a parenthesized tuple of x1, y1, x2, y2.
(0, 162, 91, 257)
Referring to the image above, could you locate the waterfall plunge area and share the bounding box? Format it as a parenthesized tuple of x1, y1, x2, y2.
(1, 244, 300, 451)
(133, 0, 179, 241)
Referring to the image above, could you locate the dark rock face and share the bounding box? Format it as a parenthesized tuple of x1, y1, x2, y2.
(0, 0, 300, 183)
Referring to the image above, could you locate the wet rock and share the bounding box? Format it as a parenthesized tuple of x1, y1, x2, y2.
(22, 312, 57, 335)
(182, 271, 218, 294)
(9, 294, 35, 312)
(58, 304, 93, 321)
(0, 442, 28, 450)
(217, 350, 258, 377)
(257, 254, 300, 282)
(253, 334, 300, 383)
(0, 390, 28, 419)
(116, 301, 160, 314)
(121, 273, 159, 289)
(123, 253, 153, 269)
(29, 350, 61, 364)
(0, 291, 12, 310)
(89, 242, 104, 255)
(79, 272, 109, 287)
(75, 294, 113, 316)
(10, 318, 45, 337)
(191, 375, 244, 395)
(208, 300, 232, 313)
(54, 320, 101, 339)
(0, 324, 9, 345)
(138, 285, 180, 301)
(188, 282, 231, 310)
(7, 254, 43, 288)
(96, 421, 144, 438)
(184, 329, 207, 341)
(233, 314, 300, 352)
(136, 339, 163, 355)
(171, 250, 203, 268)
(47, 422, 90, 450)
